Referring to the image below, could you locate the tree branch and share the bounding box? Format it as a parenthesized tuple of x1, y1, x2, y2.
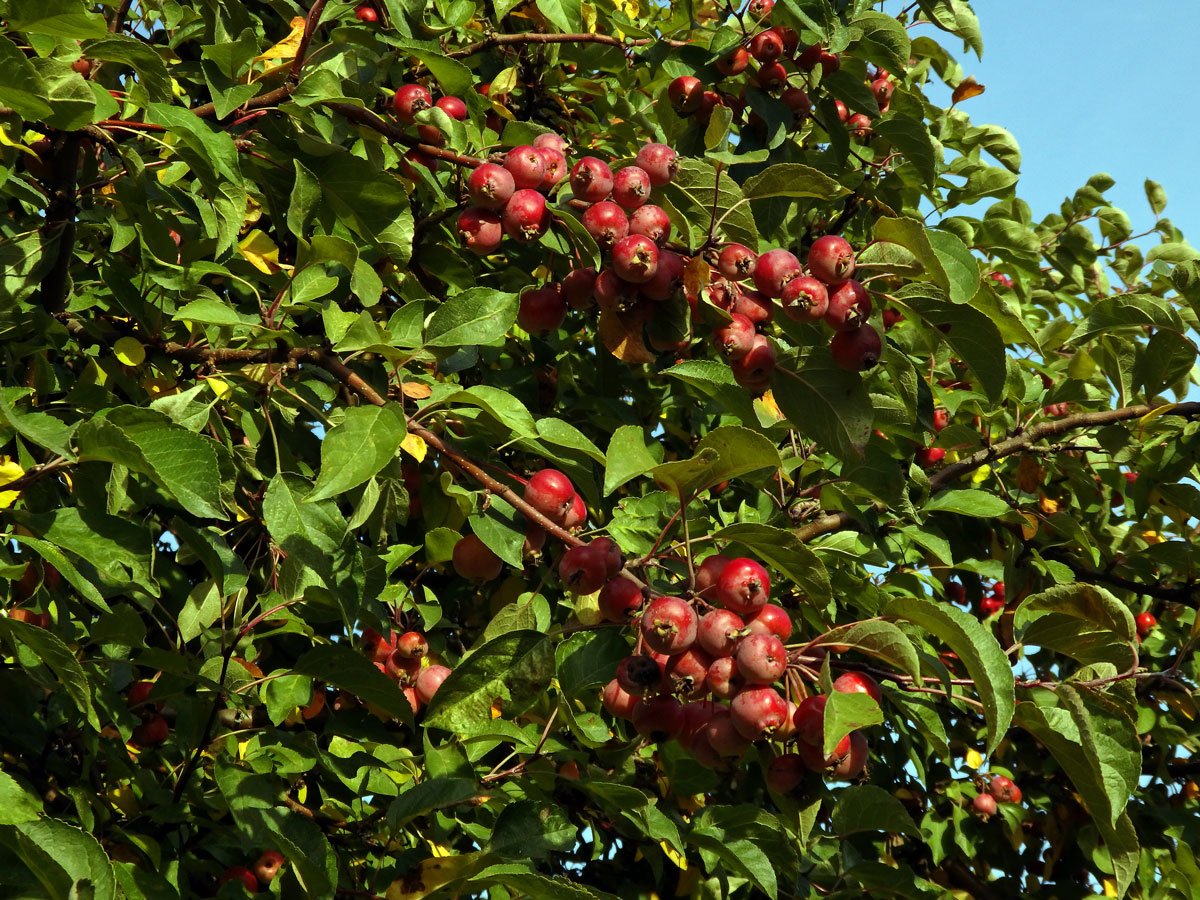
(1040, 549, 1199, 609)
(323, 102, 488, 168)
(39, 134, 83, 314)
(930, 402, 1200, 490)
(442, 31, 687, 61)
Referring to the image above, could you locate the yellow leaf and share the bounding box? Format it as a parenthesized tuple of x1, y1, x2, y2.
(1142, 530, 1164, 545)
(0, 457, 25, 509)
(235, 505, 253, 522)
(970, 464, 991, 484)
(141, 376, 177, 398)
(207, 376, 233, 398)
(964, 748, 983, 770)
(237, 740, 250, 760)
(660, 840, 687, 870)
(951, 76, 985, 105)
(401, 382, 433, 400)
(1019, 513, 1038, 540)
(400, 433, 427, 462)
(1139, 403, 1177, 427)
(1102, 878, 1118, 897)
(254, 16, 307, 62)
(238, 229, 281, 274)
(114, 336, 146, 367)
(582, 1, 597, 32)
(385, 851, 486, 900)
(756, 390, 784, 422)
(426, 841, 451, 858)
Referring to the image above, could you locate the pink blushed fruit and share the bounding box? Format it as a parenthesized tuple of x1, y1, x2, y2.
(715, 557, 771, 614)
(752, 248, 802, 298)
(581, 201, 628, 250)
(570, 157, 614, 203)
(612, 234, 659, 284)
(634, 143, 678, 186)
(501, 189, 550, 242)
(612, 166, 653, 210)
(457, 208, 503, 254)
(628, 204, 672, 244)
(697, 608, 746, 658)
(640, 595, 699, 654)
(808, 235, 856, 284)
(598, 575, 643, 622)
(718, 243, 757, 281)
(780, 276, 828, 322)
(467, 163, 516, 210)
(734, 633, 787, 685)
(504, 145, 547, 190)
(730, 685, 789, 740)
(393, 83, 432, 123)
(524, 468, 575, 522)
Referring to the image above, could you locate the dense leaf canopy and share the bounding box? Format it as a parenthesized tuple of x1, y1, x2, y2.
(0, 0, 1198, 898)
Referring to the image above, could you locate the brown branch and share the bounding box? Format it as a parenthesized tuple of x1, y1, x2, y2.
(154, 341, 584, 547)
(39, 134, 83, 314)
(291, 0, 331, 79)
(930, 402, 1200, 490)
(1040, 550, 1199, 609)
(442, 31, 687, 61)
(794, 511, 856, 543)
(323, 102, 487, 168)
(108, 0, 133, 32)
(191, 83, 296, 120)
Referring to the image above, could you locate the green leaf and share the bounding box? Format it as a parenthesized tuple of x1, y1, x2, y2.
(1145, 178, 1167, 216)
(894, 285, 1006, 403)
(487, 801, 578, 859)
(712, 522, 831, 603)
(0, 35, 52, 119)
(0, 772, 43, 825)
(926, 229, 980, 305)
(1014, 698, 1140, 894)
(8, 818, 117, 900)
(741, 163, 849, 201)
(423, 630, 554, 734)
(536, 418, 605, 464)
(308, 404, 407, 501)
(425, 288, 519, 348)
(30, 60, 95, 130)
(1073, 293, 1184, 343)
(450, 386, 536, 439)
(650, 425, 780, 500)
(293, 643, 413, 725)
(852, 11, 912, 73)
(0, 617, 99, 730)
(388, 778, 479, 827)
(80, 35, 172, 102)
(873, 216, 950, 290)
(5, 0, 106, 39)
(263, 473, 347, 554)
(11, 507, 155, 593)
(76, 407, 225, 519)
(534, 0, 582, 33)
(10, 534, 108, 611)
(173, 297, 259, 327)
(472, 867, 620, 900)
(664, 360, 761, 426)
(306, 148, 413, 262)
(830, 784, 922, 837)
(884, 596, 1014, 755)
(556, 628, 628, 696)
(874, 114, 937, 186)
(772, 354, 874, 462)
(0, 387, 76, 459)
(815, 620, 921, 680)
(924, 489, 1010, 518)
(1013, 583, 1136, 668)
(823, 691, 882, 757)
(603, 425, 661, 496)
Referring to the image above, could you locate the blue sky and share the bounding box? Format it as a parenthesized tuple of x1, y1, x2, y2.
(910, 0, 1197, 243)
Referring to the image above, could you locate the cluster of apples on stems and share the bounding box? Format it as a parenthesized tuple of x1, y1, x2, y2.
(361, 626, 451, 713)
(218, 850, 285, 893)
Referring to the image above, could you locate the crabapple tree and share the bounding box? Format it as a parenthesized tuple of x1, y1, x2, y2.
(0, 0, 1199, 898)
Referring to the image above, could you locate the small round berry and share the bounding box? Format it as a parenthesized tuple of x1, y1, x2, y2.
(393, 84, 432, 123)
(467, 163, 516, 210)
(435, 96, 468, 119)
(457, 208, 503, 255)
(634, 143, 678, 186)
(668, 76, 705, 115)
(504, 145, 547, 190)
(612, 166, 653, 210)
(570, 157, 614, 203)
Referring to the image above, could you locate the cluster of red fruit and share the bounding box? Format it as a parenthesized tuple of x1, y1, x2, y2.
(597, 553, 873, 783)
(218, 850, 285, 893)
(709, 233, 881, 390)
(390, 83, 469, 177)
(361, 627, 450, 712)
(971, 775, 1022, 817)
(127, 679, 170, 747)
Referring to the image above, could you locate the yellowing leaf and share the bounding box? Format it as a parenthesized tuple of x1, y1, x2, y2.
(951, 76, 985, 105)
(0, 457, 25, 509)
(660, 840, 687, 870)
(238, 229, 281, 274)
(756, 390, 784, 422)
(1139, 403, 1177, 427)
(254, 16, 306, 62)
(1019, 513, 1038, 540)
(400, 433, 426, 462)
(426, 841, 451, 858)
(385, 851, 486, 899)
(1142, 530, 1164, 545)
(964, 748, 983, 770)
(1102, 878, 1118, 897)
(400, 382, 432, 400)
(207, 377, 233, 398)
(114, 336, 146, 367)
(970, 464, 991, 484)
(141, 376, 177, 398)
